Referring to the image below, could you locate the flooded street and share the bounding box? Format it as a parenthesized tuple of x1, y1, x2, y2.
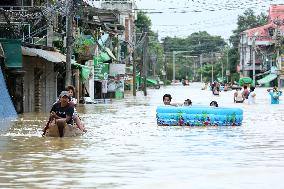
(1, 83, 284, 189)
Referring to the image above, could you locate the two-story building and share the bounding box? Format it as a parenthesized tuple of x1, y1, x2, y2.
(239, 4, 284, 87)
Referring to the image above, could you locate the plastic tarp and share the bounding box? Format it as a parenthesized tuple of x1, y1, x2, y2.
(105, 47, 116, 60)
(71, 62, 91, 82)
(0, 66, 17, 119)
(93, 52, 111, 65)
(97, 34, 109, 47)
(147, 79, 158, 86)
(239, 77, 252, 86)
(257, 74, 277, 84)
(136, 75, 158, 86)
(0, 39, 22, 68)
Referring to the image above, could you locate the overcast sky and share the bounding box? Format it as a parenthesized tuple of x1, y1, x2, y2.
(85, 0, 284, 40)
(134, 0, 284, 40)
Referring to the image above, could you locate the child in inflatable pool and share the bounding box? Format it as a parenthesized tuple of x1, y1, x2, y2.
(209, 101, 218, 107)
(162, 94, 183, 106)
(163, 94, 172, 105)
(184, 99, 192, 106)
(267, 87, 282, 104)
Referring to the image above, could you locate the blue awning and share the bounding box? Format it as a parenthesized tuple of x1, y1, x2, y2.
(257, 74, 277, 84)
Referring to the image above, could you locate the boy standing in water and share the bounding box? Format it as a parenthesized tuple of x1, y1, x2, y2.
(248, 86, 256, 104)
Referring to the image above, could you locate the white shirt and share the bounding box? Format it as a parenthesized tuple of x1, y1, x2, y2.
(248, 91, 256, 104)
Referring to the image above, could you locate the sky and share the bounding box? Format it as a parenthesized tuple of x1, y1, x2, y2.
(85, 0, 284, 40)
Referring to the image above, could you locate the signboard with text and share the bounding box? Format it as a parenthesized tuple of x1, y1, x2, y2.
(94, 63, 109, 81)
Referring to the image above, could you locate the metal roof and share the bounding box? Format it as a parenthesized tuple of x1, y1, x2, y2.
(22, 46, 66, 63)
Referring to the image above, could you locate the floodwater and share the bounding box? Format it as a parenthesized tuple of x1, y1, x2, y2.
(1, 83, 284, 189)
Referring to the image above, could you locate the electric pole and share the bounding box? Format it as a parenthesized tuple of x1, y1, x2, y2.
(132, 50, 136, 96)
(65, 0, 74, 86)
(252, 36, 256, 86)
(142, 31, 148, 96)
(200, 54, 203, 83)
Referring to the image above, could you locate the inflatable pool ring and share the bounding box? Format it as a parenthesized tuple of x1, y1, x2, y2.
(156, 106, 243, 126)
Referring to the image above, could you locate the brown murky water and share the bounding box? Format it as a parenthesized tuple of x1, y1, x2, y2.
(1, 83, 284, 189)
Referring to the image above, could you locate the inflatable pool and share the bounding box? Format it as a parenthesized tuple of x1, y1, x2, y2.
(156, 106, 243, 126)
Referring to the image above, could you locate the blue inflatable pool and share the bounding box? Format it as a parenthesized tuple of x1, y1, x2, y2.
(156, 106, 243, 126)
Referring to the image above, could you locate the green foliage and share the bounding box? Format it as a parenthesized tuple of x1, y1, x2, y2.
(135, 11, 152, 33)
(53, 40, 64, 51)
(162, 32, 226, 81)
(163, 31, 226, 54)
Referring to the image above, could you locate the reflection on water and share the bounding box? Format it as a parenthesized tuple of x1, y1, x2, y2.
(1, 83, 284, 189)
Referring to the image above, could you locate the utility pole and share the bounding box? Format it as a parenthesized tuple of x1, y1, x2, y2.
(221, 56, 224, 82)
(252, 36, 256, 86)
(200, 54, 203, 83)
(132, 50, 136, 96)
(211, 52, 214, 83)
(172, 50, 192, 83)
(65, 0, 74, 86)
(173, 51, 176, 83)
(226, 49, 229, 83)
(275, 25, 281, 88)
(142, 31, 148, 96)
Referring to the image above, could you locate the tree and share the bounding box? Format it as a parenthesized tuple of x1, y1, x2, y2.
(135, 11, 152, 33)
(162, 32, 226, 81)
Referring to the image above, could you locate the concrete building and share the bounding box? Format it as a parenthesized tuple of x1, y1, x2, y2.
(239, 5, 284, 87)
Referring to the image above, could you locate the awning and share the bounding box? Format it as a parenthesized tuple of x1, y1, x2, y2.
(22, 46, 66, 63)
(0, 39, 22, 68)
(257, 74, 277, 84)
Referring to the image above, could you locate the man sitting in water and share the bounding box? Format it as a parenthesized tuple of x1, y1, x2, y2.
(234, 88, 244, 103)
(43, 91, 74, 137)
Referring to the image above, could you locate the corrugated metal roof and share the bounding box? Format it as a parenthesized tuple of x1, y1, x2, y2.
(269, 5, 284, 23)
(22, 46, 66, 63)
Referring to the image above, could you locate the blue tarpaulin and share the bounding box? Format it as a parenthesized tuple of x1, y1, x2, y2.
(0, 66, 17, 122)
